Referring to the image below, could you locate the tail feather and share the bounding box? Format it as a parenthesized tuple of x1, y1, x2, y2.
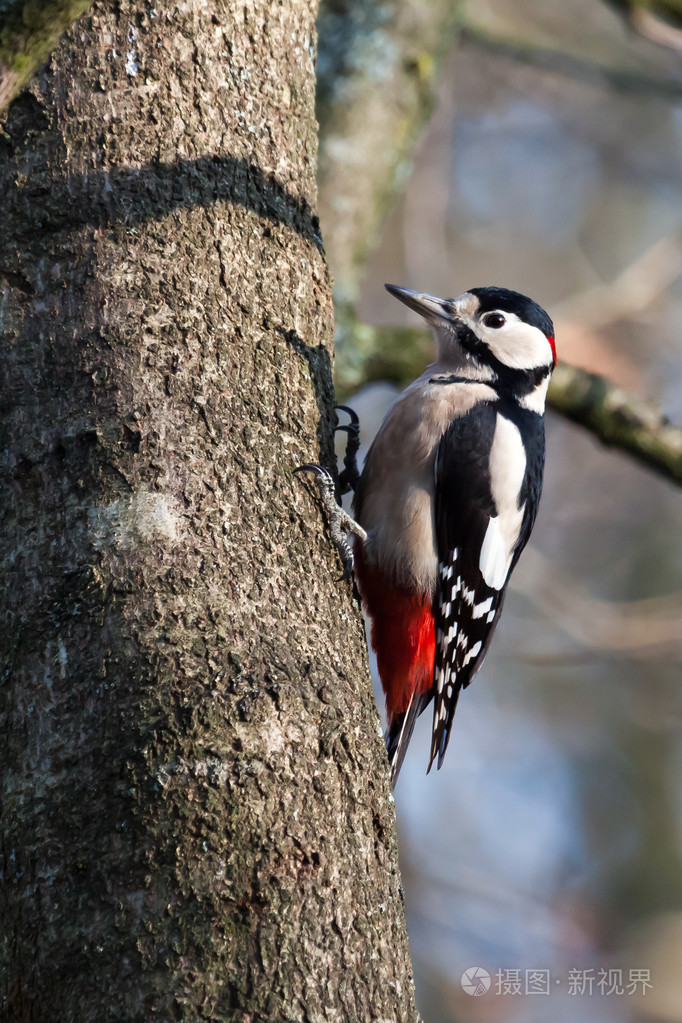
(386, 690, 433, 786)
(427, 683, 462, 774)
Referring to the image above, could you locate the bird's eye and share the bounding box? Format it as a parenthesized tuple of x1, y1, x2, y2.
(482, 312, 505, 329)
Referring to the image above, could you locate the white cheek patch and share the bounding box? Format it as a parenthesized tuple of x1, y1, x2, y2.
(482, 313, 552, 370)
(479, 414, 526, 590)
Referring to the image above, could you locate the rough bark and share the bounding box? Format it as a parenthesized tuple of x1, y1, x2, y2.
(0, 2, 418, 1020)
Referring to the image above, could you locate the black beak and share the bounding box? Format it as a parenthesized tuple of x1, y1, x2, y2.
(384, 284, 455, 325)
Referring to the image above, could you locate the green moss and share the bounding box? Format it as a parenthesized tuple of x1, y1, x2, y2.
(0, 0, 93, 109)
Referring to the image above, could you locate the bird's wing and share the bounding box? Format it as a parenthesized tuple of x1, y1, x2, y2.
(429, 403, 538, 771)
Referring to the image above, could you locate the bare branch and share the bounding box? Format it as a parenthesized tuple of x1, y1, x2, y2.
(631, 7, 682, 53)
(555, 237, 682, 328)
(600, 0, 682, 54)
(513, 547, 682, 659)
(547, 361, 682, 485)
(317, 6, 682, 492)
(459, 23, 682, 100)
(334, 315, 682, 487)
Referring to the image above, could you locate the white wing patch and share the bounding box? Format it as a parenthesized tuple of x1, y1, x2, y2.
(479, 414, 527, 590)
(479, 517, 511, 589)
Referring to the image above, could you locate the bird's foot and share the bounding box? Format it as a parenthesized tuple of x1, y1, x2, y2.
(294, 463, 367, 579)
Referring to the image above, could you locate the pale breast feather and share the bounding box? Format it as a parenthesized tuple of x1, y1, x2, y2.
(352, 372, 498, 593)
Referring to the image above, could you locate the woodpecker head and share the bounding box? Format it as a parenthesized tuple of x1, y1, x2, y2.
(385, 284, 556, 378)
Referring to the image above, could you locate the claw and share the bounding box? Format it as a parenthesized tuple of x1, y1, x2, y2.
(334, 405, 361, 496)
(294, 463, 331, 479)
(335, 405, 359, 426)
(295, 461, 367, 579)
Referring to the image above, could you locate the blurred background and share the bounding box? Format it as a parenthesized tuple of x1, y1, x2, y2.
(319, 0, 682, 1019)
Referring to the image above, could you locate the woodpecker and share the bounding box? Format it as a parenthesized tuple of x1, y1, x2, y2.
(298, 284, 556, 784)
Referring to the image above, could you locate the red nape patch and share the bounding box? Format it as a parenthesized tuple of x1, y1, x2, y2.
(548, 334, 557, 366)
(354, 549, 435, 720)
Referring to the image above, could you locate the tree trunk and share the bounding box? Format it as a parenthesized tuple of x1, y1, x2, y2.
(0, 1, 418, 1019)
